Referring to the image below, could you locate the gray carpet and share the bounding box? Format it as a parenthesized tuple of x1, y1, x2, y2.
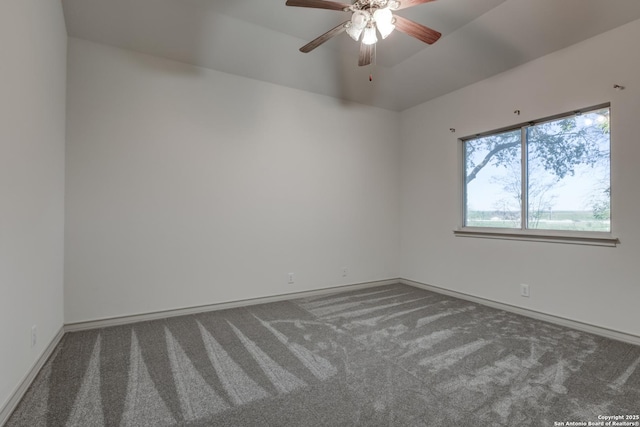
(6, 284, 640, 426)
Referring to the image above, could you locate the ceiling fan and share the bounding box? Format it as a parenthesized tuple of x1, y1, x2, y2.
(285, 0, 441, 66)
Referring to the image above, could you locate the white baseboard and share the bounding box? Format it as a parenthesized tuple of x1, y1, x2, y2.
(401, 278, 640, 346)
(65, 279, 400, 332)
(0, 326, 65, 427)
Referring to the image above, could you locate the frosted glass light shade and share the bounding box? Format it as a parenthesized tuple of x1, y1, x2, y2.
(373, 8, 393, 26)
(362, 25, 378, 45)
(346, 24, 364, 41)
(376, 21, 395, 39)
(347, 10, 369, 41)
(351, 10, 368, 29)
(387, 1, 401, 10)
(373, 8, 395, 39)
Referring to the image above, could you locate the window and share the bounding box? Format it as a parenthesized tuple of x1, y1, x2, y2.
(460, 105, 614, 244)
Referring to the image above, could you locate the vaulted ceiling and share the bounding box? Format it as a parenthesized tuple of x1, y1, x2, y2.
(62, 0, 640, 111)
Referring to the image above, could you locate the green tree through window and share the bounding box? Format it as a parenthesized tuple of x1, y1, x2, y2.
(463, 106, 611, 232)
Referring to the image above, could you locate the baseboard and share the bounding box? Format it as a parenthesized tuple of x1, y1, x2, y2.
(65, 279, 400, 332)
(401, 278, 640, 346)
(0, 326, 65, 426)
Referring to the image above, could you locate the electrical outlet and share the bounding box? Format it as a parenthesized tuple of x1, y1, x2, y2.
(520, 284, 530, 298)
(288, 273, 295, 284)
(31, 325, 37, 348)
(342, 267, 348, 277)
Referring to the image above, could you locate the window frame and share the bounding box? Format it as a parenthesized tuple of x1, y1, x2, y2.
(455, 103, 618, 247)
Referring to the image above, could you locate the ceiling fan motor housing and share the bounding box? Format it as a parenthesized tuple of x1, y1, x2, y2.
(347, 0, 401, 11)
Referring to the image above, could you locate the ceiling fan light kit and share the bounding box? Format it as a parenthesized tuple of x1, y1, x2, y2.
(286, 0, 441, 66)
(345, 5, 395, 44)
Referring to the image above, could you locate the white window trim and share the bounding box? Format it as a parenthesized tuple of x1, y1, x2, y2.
(453, 228, 619, 247)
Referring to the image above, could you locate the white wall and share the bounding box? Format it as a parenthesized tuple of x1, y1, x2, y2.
(401, 19, 640, 337)
(0, 0, 67, 413)
(65, 38, 400, 323)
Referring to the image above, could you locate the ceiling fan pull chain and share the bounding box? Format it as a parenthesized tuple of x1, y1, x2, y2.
(369, 43, 377, 82)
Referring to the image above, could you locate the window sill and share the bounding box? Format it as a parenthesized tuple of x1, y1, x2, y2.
(453, 228, 619, 247)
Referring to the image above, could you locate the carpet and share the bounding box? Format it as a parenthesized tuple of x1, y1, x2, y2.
(6, 284, 640, 426)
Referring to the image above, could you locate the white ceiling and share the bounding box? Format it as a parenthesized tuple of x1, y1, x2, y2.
(62, 0, 640, 111)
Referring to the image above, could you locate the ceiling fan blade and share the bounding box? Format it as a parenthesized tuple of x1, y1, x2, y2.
(358, 43, 374, 66)
(393, 15, 441, 44)
(300, 22, 349, 53)
(285, 0, 351, 11)
(393, 0, 437, 11)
